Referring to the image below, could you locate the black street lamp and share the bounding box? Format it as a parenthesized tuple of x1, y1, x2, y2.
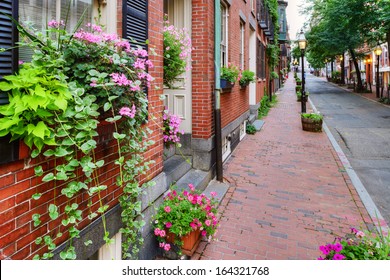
(374, 44, 382, 98)
(298, 29, 307, 113)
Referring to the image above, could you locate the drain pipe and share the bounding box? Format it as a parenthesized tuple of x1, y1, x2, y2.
(214, 1, 223, 182)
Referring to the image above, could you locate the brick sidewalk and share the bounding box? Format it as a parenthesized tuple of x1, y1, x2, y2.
(194, 74, 373, 260)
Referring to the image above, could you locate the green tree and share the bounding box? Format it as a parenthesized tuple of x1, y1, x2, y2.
(305, 0, 387, 92)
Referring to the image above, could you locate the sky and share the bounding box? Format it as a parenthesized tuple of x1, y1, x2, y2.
(286, 0, 308, 40)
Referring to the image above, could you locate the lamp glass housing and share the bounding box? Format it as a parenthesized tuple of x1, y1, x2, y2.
(297, 29, 307, 50)
(374, 46, 382, 56)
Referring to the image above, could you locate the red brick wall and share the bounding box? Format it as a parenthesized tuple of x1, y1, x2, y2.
(220, 1, 252, 128)
(0, 0, 164, 260)
(191, 0, 215, 139)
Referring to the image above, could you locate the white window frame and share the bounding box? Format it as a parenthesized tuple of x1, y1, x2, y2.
(240, 21, 245, 70)
(221, 2, 229, 67)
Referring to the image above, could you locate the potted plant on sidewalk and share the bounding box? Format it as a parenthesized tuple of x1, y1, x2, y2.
(153, 184, 219, 257)
(301, 112, 323, 132)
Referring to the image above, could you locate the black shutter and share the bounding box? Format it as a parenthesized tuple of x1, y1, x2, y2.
(123, 0, 148, 49)
(0, 0, 18, 105)
(0, 0, 19, 164)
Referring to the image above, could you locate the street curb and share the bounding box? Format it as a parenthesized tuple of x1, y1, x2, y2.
(308, 97, 389, 234)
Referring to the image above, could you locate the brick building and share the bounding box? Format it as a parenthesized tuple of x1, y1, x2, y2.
(0, 0, 285, 259)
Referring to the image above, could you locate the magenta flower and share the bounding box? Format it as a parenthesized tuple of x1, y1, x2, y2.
(333, 254, 346, 260)
(164, 206, 171, 213)
(333, 243, 343, 253)
(201, 230, 207, 236)
(319, 245, 330, 255)
(165, 222, 172, 228)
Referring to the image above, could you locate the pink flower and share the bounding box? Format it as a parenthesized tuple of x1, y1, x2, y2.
(159, 242, 165, 248)
(154, 228, 161, 236)
(210, 192, 217, 197)
(205, 220, 211, 227)
(165, 222, 172, 228)
(164, 243, 171, 251)
(164, 206, 171, 213)
(119, 104, 136, 118)
(159, 230, 166, 237)
(356, 231, 365, 238)
(201, 230, 207, 236)
(90, 80, 97, 87)
(110, 73, 130, 86)
(48, 19, 64, 28)
(188, 184, 195, 191)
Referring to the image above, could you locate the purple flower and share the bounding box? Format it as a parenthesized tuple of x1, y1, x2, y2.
(332, 254, 346, 260)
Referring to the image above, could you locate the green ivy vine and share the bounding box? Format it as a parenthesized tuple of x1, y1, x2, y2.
(0, 14, 156, 260)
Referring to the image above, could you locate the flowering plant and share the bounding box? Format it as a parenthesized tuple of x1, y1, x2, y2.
(163, 20, 192, 88)
(0, 18, 155, 259)
(162, 110, 184, 146)
(221, 63, 240, 83)
(239, 70, 256, 86)
(153, 184, 219, 253)
(318, 227, 390, 260)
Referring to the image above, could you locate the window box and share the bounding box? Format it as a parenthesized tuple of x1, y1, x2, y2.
(220, 78, 234, 90)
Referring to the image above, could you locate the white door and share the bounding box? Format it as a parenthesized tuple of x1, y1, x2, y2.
(163, 0, 192, 133)
(249, 29, 256, 106)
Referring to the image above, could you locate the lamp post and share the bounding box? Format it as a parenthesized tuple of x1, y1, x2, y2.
(374, 44, 382, 98)
(298, 29, 307, 113)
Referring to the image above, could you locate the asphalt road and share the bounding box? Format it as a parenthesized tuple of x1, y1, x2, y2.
(306, 74, 390, 226)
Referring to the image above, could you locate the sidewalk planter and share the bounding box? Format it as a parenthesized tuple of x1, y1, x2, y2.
(153, 186, 219, 257)
(296, 80, 302, 86)
(296, 85, 302, 93)
(220, 78, 234, 90)
(166, 229, 201, 256)
(301, 113, 323, 132)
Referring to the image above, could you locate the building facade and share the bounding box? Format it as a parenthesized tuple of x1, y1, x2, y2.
(0, 0, 286, 259)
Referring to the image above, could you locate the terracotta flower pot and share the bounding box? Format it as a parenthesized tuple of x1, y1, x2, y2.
(166, 229, 201, 256)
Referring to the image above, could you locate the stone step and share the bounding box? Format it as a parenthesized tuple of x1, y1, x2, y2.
(163, 155, 192, 187)
(202, 179, 229, 206)
(249, 114, 257, 124)
(175, 169, 211, 193)
(253, 119, 265, 131)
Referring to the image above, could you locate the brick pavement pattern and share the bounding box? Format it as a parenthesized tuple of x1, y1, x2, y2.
(194, 74, 373, 260)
